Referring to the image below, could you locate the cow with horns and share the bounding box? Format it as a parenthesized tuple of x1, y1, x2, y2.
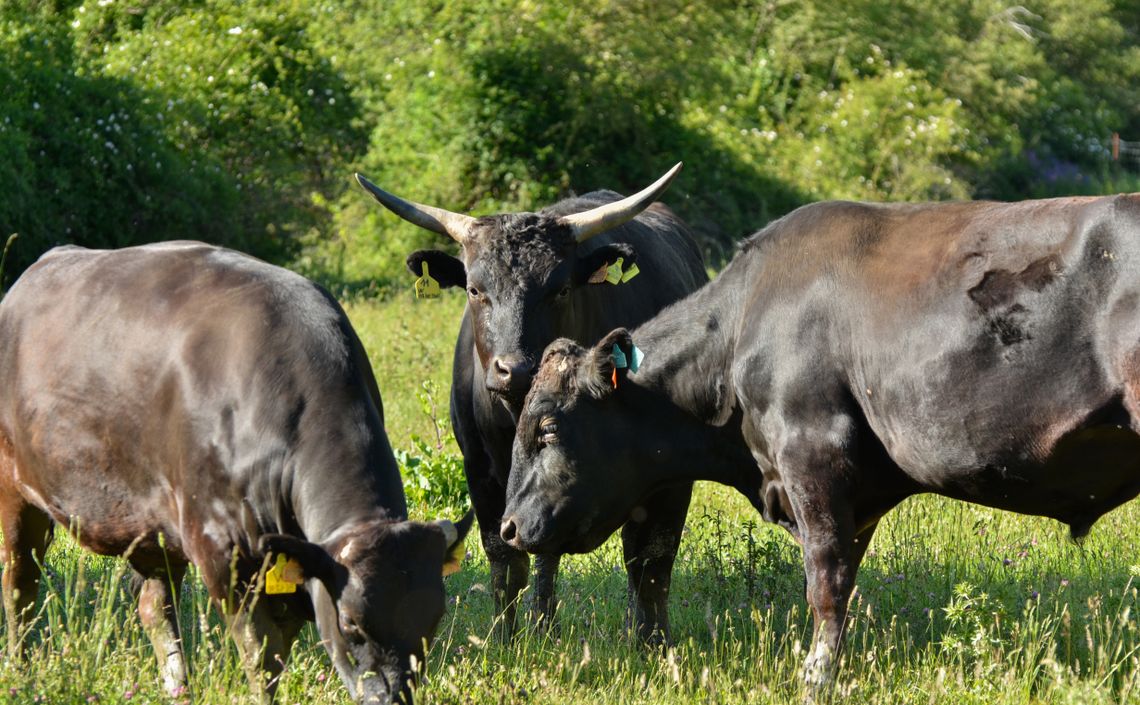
(502, 194, 1140, 692)
(0, 242, 472, 704)
(355, 165, 707, 641)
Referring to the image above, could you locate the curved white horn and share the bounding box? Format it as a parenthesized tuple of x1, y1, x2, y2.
(355, 173, 477, 245)
(437, 520, 458, 546)
(558, 162, 683, 243)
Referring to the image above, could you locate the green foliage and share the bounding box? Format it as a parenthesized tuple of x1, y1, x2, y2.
(395, 381, 468, 514)
(0, 0, 365, 276)
(4, 0, 1140, 284)
(0, 13, 236, 275)
(396, 436, 467, 515)
(941, 582, 1007, 662)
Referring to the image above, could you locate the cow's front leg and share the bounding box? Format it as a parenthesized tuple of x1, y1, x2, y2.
(529, 553, 560, 630)
(799, 508, 878, 700)
(483, 529, 530, 640)
(224, 597, 303, 704)
(134, 566, 189, 697)
(621, 482, 693, 646)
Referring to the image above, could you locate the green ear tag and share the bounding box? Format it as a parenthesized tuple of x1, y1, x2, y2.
(611, 343, 629, 369)
(605, 257, 624, 285)
(629, 344, 644, 372)
(414, 262, 441, 299)
(620, 262, 640, 283)
(265, 554, 300, 594)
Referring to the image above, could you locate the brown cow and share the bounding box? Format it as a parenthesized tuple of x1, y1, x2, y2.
(0, 242, 471, 703)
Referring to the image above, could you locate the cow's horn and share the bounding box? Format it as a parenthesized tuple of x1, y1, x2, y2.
(355, 173, 477, 245)
(558, 162, 683, 243)
(437, 520, 458, 546)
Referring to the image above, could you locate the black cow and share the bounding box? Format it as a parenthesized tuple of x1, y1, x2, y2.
(502, 194, 1140, 690)
(0, 242, 472, 704)
(355, 166, 707, 641)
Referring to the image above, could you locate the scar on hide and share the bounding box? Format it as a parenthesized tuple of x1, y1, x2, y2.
(967, 255, 1062, 346)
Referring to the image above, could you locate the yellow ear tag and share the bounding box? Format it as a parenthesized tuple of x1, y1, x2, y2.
(265, 554, 302, 594)
(414, 262, 441, 300)
(620, 262, 640, 283)
(604, 257, 624, 285)
(442, 531, 467, 577)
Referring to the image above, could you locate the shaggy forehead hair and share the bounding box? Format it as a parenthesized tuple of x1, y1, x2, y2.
(468, 213, 576, 277)
(527, 338, 588, 407)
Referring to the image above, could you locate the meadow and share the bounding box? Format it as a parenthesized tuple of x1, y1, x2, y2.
(2, 288, 1140, 705)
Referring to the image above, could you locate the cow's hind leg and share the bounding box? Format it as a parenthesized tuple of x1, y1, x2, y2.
(133, 564, 189, 697)
(0, 492, 54, 659)
(621, 482, 693, 646)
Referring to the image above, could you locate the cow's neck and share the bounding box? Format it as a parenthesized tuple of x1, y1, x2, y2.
(623, 255, 761, 499)
(288, 417, 408, 545)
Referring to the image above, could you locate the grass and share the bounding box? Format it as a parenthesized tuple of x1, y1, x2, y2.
(4, 289, 1140, 704)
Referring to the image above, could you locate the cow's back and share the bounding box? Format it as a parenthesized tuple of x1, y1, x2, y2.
(730, 194, 1140, 497)
(0, 242, 400, 558)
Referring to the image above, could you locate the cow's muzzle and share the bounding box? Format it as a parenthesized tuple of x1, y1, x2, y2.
(486, 355, 535, 403)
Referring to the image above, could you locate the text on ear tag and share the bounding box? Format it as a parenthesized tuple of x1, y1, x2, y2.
(265, 554, 301, 594)
(414, 262, 441, 299)
(604, 257, 625, 285)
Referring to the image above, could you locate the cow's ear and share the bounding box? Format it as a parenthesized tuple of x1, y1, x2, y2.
(258, 534, 345, 596)
(574, 243, 636, 285)
(406, 250, 466, 288)
(434, 508, 475, 577)
(582, 328, 633, 398)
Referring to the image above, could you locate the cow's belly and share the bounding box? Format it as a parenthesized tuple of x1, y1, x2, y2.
(10, 449, 186, 557)
(927, 423, 1140, 536)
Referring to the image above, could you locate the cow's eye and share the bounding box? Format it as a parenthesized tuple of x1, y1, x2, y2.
(467, 286, 481, 299)
(538, 417, 558, 445)
(555, 285, 571, 300)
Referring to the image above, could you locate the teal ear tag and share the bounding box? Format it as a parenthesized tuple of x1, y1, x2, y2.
(611, 343, 628, 369)
(605, 257, 624, 285)
(629, 344, 644, 372)
(414, 262, 441, 299)
(620, 262, 640, 283)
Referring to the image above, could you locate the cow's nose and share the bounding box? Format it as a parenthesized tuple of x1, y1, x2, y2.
(490, 356, 534, 390)
(500, 517, 518, 545)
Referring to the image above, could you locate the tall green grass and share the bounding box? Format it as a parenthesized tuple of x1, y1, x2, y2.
(3, 293, 1140, 704)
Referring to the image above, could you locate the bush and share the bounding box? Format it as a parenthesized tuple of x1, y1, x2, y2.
(0, 1, 367, 279)
(0, 15, 236, 276)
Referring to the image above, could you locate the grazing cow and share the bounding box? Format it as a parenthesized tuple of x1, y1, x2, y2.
(355, 165, 707, 641)
(501, 194, 1140, 690)
(0, 242, 472, 704)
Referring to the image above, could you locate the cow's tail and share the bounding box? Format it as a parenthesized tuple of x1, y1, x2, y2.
(0, 232, 16, 299)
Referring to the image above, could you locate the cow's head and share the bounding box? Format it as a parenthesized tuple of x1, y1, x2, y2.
(259, 510, 474, 704)
(355, 165, 681, 413)
(500, 330, 654, 554)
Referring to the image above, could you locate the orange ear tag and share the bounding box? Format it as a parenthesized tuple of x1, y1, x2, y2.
(611, 367, 618, 389)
